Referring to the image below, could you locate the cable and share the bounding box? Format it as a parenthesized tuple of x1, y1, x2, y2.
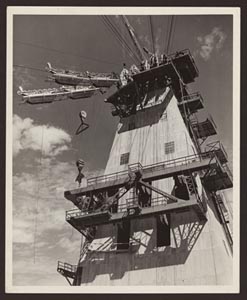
(100, 16, 140, 64)
(14, 40, 119, 66)
(166, 16, 175, 54)
(168, 16, 177, 54)
(100, 16, 134, 62)
(33, 125, 44, 264)
(164, 16, 171, 54)
(13, 64, 47, 73)
(149, 16, 155, 54)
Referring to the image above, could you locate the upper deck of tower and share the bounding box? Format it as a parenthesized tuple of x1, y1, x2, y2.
(105, 49, 199, 118)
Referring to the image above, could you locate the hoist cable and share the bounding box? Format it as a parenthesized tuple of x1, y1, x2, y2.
(166, 16, 175, 54)
(149, 16, 155, 54)
(109, 15, 141, 63)
(14, 40, 119, 66)
(100, 16, 136, 63)
(13, 64, 47, 73)
(100, 16, 140, 64)
(33, 125, 44, 264)
(168, 16, 177, 54)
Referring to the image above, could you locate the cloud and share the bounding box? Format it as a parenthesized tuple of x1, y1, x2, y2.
(11, 136, 105, 286)
(196, 27, 227, 61)
(13, 114, 72, 157)
(11, 157, 83, 285)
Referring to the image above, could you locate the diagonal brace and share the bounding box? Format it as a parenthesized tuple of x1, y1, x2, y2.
(138, 180, 184, 203)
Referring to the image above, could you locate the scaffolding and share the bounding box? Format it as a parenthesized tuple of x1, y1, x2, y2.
(63, 147, 232, 239)
(105, 49, 198, 118)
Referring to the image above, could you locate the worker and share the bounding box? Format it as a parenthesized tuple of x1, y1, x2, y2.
(130, 64, 140, 75)
(161, 53, 168, 65)
(140, 60, 145, 71)
(120, 63, 130, 86)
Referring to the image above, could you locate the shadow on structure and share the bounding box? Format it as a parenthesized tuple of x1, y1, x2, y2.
(118, 88, 173, 133)
(79, 211, 206, 283)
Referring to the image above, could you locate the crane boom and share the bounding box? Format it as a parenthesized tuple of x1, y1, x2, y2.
(121, 16, 147, 63)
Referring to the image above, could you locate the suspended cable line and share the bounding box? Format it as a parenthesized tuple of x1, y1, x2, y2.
(149, 16, 155, 54)
(100, 16, 135, 63)
(100, 16, 140, 64)
(100, 16, 134, 61)
(164, 16, 171, 54)
(13, 64, 47, 73)
(33, 125, 44, 264)
(169, 16, 177, 54)
(14, 40, 119, 66)
(166, 16, 175, 54)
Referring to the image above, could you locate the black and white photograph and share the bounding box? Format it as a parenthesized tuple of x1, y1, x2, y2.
(5, 6, 240, 293)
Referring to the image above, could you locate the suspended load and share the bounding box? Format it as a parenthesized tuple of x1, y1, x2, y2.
(46, 62, 120, 88)
(17, 85, 99, 105)
(76, 110, 89, 135)
(75, 159, 85, 187)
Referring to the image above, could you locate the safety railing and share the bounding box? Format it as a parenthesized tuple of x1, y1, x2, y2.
(57, 261, 77, 273)
(52, 69, 118, 79)
(118, 195, 167, 212)
(181, 92, 204, 104)
(85, 151, 218, 188)
(168, 49, 199, 75)
(205, 141, 227, 159)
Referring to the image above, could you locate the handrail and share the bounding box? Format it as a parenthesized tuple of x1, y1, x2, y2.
(85, 151, 216, 187)
(167, 49, 199, 74)
(181, 92, 203, 103)
(205, 141, 228, 161)
(57, 261, 77, 273)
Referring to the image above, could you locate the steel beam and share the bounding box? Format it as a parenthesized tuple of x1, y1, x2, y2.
(66, 198, 199, 231)
(65, 156, 217, 202)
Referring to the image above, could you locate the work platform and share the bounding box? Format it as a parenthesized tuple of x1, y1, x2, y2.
(57, 261, 77, 280)
(63, 148, 232, 232)
(18, 86, 98, 105)
(64, 149, 229, 203)
(105, 49, 198, 117)
(178, 92, 204, 114)
(133, 49, 198, 85)
(191, 116, 217, 139)
(47, 65, 119, 88)
(205, 141, 228, 164)
(66, 197, 206, 234)
(202, 164, 233, 192)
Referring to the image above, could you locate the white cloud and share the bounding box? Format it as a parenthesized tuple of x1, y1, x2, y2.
(13, 114, 72, 157)
(11, 157, 83, 285)
(11, 141, 105, 285)
(196, 27, 227, 61)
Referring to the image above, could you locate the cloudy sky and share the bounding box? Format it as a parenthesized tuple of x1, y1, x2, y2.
(10, 11, 234, 286)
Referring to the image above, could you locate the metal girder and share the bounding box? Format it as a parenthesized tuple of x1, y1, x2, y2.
(64, 155, 217, 202)
(138, 180, 179, 203)
(66, 198, 198, 231)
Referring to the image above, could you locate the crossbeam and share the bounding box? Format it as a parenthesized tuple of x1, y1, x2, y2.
(66, 198, 199, 232)
(64, 153, 218, 202)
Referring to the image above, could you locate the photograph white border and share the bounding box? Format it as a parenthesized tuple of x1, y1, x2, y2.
(6, 6, 240, 294)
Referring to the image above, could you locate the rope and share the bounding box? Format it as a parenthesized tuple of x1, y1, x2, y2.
(33, 125, 44, 263)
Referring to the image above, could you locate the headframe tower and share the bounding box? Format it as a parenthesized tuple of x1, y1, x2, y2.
(57, 17, 233, 286)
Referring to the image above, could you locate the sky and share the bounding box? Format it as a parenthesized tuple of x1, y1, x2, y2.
(10, 12, 234, 286)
